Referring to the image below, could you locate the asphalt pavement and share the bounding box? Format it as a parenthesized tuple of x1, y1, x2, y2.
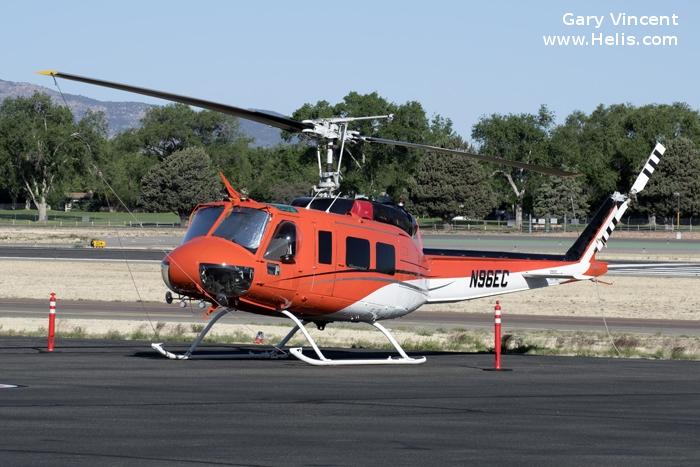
(0, 337, 698, 466)
(0, 246, 167, 261)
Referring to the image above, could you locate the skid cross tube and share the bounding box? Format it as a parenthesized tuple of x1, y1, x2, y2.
(280, 310, 426, 366)
(151, 309, 306, 360)
(152, 307, 233, 360)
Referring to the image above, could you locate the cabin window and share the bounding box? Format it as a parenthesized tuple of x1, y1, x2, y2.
(264, 221, 297, 261)
(182, 206, 224, 244)
(318, 231, 332, 264)
(346, 237, 370, 270)
(376, 242, 395, 275)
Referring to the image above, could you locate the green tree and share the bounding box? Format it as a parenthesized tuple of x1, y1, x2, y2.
(291, 92, 466, 200)
(95, 149, 157, 210)
(532, 176, 589, 220)
(132, 104, 246, 159)
(0, 147, 22, 206)
(411, 151, 496, 223)
(0, 93, 93, 221)
(139, 147, 221, 222)
(76, 129, 151, 211)
(217, 143, 316, 203)
(639, 137, 700, 220)
(553, 103, 700, 210)
(472, 105, 555, 230)
(92, 103, 252, 211)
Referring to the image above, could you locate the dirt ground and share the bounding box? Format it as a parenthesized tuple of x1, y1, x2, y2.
(0, 259, 697, 321)
(0, 226, 182, 245)
(0, 260, 163, 303)
(421, 277, 700, 321)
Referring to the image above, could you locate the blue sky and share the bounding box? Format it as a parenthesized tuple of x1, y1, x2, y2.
(2, 0, 697, 140)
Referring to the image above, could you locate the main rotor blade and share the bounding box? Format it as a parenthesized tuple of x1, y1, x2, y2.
(37, 70, 312, 133)
(361, 136, 579, 177)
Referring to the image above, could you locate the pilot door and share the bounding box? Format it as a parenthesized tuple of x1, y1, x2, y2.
(262, 220, 299, 305)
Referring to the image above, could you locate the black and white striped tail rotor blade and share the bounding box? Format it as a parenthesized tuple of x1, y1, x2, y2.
(360, 136, 578, 177)
(594, 143, 666, 254)
(630, 143, 665, 195)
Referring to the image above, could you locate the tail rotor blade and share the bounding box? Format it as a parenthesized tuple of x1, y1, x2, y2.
(630, 143, 665, 195)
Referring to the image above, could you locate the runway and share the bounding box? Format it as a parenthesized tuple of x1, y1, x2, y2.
(425, 233, 700, 260)
(1, 246, 699, 277)
(0, 337, 698, 465)
(607, 262, 700, 277)
(2, 298, 700, 336)
(0, 246, 167, 262)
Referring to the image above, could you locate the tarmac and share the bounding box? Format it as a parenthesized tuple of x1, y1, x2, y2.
(1, 337, 699, 466)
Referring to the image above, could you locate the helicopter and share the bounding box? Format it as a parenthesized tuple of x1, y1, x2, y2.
(40, 70, 664, 366)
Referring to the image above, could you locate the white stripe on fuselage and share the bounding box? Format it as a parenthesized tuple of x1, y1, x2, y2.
(323, 261, 592, 322)
(325, 279, 428, 322)
(425, 261, 591, 305)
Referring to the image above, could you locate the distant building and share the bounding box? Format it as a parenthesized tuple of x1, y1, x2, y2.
(63, 192, 93, 211)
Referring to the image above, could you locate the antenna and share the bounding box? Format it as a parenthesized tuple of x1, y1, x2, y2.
(305, 190, 322, 209)
(325, 192, 343, 213)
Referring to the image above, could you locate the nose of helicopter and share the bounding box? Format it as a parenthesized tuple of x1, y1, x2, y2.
(161, 236, 255, 305)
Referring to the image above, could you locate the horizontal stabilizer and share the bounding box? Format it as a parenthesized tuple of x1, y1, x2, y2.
(521, 273, 577, 280)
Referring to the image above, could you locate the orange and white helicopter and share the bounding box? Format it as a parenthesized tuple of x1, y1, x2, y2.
(41, 71, 664, 366)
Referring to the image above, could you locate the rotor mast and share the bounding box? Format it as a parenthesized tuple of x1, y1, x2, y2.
(302, 114, 394, 197)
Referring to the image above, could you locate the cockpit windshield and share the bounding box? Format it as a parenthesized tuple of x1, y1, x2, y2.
(182, 206, 224, 244)
(212, 207, 269, 252)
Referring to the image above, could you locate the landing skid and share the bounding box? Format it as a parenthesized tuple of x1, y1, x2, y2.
(280, 310, 426, 366)
(151, 307, 425, 365)
(151, 307, 302, 360)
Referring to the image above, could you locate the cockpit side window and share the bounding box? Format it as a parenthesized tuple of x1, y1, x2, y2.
(212, 207, 270, 252)
(182, 206, 224, 244)
(264, 221, 297, 261)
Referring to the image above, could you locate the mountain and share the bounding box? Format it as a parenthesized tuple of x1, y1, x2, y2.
(0, 78, 151, 137)
(237, 114, 286, 147)
(0, 78, 284, 147)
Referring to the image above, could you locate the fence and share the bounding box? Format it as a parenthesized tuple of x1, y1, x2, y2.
(418, 216, 697, 233)
(0, 218, 181, 228)
(0, 209, 695, 233)
(0, 211, 181, 228)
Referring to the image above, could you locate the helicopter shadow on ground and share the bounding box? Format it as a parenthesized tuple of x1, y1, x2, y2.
(0, 337, 150, 354)
(130, 345, 478, 361)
